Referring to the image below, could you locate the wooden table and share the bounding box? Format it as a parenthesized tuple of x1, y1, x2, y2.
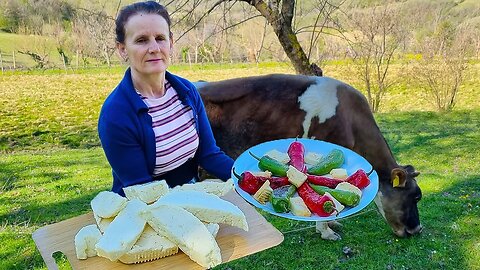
(32, 190, 284, 270)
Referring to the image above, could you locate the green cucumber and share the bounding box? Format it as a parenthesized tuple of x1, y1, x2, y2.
(307, 149, 345, 175)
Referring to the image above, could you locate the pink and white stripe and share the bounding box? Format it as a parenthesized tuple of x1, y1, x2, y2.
(138, 81, 199, 176)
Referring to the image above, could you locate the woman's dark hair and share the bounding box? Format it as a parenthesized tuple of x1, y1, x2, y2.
(115, 1, 171, 43)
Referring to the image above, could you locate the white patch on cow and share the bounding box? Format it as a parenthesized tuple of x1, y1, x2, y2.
(298, 77, 340, 137)
(374, 191, 387, 220)
(192, 81, 209, 89)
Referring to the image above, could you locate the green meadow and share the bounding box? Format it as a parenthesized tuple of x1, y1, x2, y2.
(0, 63, 479, 269)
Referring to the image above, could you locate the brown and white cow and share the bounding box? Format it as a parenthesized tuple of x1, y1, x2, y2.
(195, 74, 423, 239)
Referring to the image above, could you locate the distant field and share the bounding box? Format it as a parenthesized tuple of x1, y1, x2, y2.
(0, 63, 479, 269)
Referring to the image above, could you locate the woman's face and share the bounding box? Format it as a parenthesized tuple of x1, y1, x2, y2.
(117, 13, 173, 76)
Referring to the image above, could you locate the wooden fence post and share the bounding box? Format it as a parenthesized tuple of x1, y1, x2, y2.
(13, 50, 16, 69)
(0, 51, 4, 74)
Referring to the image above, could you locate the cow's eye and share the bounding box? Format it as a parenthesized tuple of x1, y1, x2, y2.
(415, 194, 422, 202)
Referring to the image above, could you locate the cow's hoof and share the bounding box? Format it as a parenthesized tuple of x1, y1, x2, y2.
(327, 220, 343, 230)
(321, 231, 342, 241)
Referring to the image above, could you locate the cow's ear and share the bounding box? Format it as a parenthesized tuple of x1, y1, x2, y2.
(391, 168, 407, 188)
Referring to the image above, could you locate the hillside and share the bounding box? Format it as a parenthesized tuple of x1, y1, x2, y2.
(1, 0, 480, 69)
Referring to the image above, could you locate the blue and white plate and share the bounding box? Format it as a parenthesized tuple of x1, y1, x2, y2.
(231, 138, 379, 222)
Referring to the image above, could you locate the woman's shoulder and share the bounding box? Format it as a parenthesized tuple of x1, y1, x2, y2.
(166, 72, 197, 92)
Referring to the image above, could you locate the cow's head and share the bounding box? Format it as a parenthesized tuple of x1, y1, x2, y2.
(374, 165, 422, 237)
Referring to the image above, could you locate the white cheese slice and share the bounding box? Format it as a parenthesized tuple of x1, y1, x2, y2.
(123, 180, 170, 204)
(90, 191, 127, 218)
(173, 179, 234, 197)
(95, 199, 147, 261)
(145, 204, 222, 268)
(152, 190, 248, 231)
(74, 224, 102, 259)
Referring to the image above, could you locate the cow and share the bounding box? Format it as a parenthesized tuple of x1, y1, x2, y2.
(195, 74, 423, 240)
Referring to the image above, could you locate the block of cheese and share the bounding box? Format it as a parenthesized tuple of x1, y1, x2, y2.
(265, 149, 290, 164)
(304, 152, 323, 165)
(173, 179, 234, 197)
(91, 191, 127, 218)
(324, 191, 345, 213)
(93, 213, 114, 233)
(145, 204, 222, 269)
(95, 199, 147, 261)
(330, 168, 348, 180)
(119, 225, 179, 264)
(74, 224, 102, 259)
(251, 171, 272, 178)
(336, 182, 362, 197)
(123, 180, 170, 204)
(289, 196, 311, 217)
(252, 180, 272, 204)
(287, 165, 307, 188)
(152, 190, 248, 231)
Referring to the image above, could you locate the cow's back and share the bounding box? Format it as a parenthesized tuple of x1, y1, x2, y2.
(197, 74, 373, 158)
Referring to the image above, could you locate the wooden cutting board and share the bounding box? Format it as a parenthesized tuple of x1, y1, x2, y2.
(32, 190, 284, 270)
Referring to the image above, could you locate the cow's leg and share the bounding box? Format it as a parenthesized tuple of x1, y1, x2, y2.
(315, 221, 341, 241)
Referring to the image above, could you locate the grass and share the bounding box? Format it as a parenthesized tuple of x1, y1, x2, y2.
(0, 63, 479, 269)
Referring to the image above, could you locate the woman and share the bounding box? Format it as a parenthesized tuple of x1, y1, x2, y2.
(98, 1, 233, 196)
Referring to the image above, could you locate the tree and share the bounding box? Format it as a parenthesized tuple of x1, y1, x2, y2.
(345, 5, 408, 112)
(171, 0, 344, 76)
(74, 7, 117, 66)
(410, 21, 471, 112)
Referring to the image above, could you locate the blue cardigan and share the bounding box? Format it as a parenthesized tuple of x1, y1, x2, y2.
(98, 68, 234, 195)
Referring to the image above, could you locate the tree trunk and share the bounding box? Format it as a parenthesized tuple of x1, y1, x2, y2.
(274, 22, 322, 76)
(240, 0, 322, 76)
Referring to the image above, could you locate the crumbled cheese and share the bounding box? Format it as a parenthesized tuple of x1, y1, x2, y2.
(152, 190, 248, 231)
(173, 179, 234, 197)
(145, 204, 222, 268)
(123, 180, 169, 204)
(90, 191, 127, 218)
(95, 199, 147, 261)
(265, 149, 290, 164)
(287, 165, 307, 188)
(74, 224, 102, 259)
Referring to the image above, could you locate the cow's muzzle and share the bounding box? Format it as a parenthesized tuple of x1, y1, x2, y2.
(395, 224, 423, 237)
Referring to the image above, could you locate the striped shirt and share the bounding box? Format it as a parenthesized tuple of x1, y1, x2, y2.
(138, 80, 199, 176)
